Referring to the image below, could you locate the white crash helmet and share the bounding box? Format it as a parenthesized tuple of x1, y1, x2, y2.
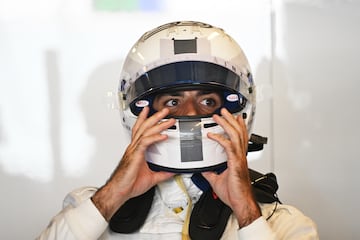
(118, 21, 256, 173)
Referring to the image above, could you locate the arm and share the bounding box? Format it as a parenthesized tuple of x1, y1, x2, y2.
(234, 203, 319, 239)
(202, 108, 261, 228)
(37, 107, 175, 239)
(37, 188, 108, 240)
(264, 203, 319, 239)
(203, 108, 319, 239)
(91, 107, 175, 221)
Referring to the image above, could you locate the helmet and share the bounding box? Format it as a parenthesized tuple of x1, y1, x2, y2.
(118, 21, 256, 173)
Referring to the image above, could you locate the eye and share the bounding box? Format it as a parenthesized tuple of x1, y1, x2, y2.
(200, 98, 217, 107)
(165, 99, 179, 107)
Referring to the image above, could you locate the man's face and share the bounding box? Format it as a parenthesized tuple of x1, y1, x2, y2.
(152, 90, 222, 116)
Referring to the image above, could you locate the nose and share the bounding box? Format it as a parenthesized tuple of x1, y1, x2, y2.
(182, 100, 198, 116)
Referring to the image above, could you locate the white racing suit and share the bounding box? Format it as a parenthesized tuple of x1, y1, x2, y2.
(37, 175, 318, 240)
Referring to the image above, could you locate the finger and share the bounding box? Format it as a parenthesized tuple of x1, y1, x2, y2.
(236, 115, 249, 151)
(143, 118, 176, 137)
(207, 131, 238, 160)
(132, 107, 150, 139)
(132, 108, 171, 141)
(152, 171, 175, 185)
(212, 113, 241, 147)
(134, 117, 176, 143)
(220, 108, 240, 131)
(220, 109, 248, 142)
(213, 109, 249, 148)
(131, 131, 169, 154)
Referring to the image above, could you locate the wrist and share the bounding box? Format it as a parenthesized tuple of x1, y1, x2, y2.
(234, 200, 261, 228)
(91, 184, 127, 222)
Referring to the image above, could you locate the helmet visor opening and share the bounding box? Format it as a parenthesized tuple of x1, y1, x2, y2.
(130, 86, 246, 118)
(152, 88, 223, 117)
(128, 61, 247, 117)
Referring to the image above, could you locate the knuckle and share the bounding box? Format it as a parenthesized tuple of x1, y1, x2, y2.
(223, 140, 232, 149)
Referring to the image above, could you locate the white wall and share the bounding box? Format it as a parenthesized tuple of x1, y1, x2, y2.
(0, 0, 358, 239)
(272, 1, 360, 239)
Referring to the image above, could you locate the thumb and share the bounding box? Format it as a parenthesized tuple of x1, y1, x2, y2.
(153, 172, 175, 185)
(201, 171, 218, 186)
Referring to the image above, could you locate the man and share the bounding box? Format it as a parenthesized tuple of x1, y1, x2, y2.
(38, 21, 318, 239)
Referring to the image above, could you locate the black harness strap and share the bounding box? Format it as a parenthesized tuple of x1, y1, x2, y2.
(189, 190, 232, 240)
(189, 169, 281, 240)
(109, 187, 155, 233)
(109, 169, 281, 238)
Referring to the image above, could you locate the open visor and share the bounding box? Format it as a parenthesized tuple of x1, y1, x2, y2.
(126, 61, 247, 116)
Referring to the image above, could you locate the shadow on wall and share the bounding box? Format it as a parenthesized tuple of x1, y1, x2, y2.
(0, 53, 127, 239)
(79, 59, 128, 182)
(46, 51, 125, 185)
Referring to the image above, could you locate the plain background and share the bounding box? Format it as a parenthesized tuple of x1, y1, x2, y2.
(0, 0, 359, 239)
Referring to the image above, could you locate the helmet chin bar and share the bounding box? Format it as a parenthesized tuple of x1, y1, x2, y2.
(144, 114, 267, 173)
(147, 133, 268, 173)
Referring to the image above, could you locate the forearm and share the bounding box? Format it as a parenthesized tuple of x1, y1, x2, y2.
(228, 172, 262, 228)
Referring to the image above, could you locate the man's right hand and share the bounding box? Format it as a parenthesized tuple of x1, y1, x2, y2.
(91, 107, 175, 221)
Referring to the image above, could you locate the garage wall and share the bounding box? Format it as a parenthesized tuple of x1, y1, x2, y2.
(272, 1, 360, 239)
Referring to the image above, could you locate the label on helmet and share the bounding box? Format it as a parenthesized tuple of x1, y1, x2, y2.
(226, 94, 239, 102)
(135, 100, 149, 107)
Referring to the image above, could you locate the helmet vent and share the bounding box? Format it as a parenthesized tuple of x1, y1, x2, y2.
(174, 39, 197, 54)
(168, 125, 177, 130)
(203, 122, 218, 128)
